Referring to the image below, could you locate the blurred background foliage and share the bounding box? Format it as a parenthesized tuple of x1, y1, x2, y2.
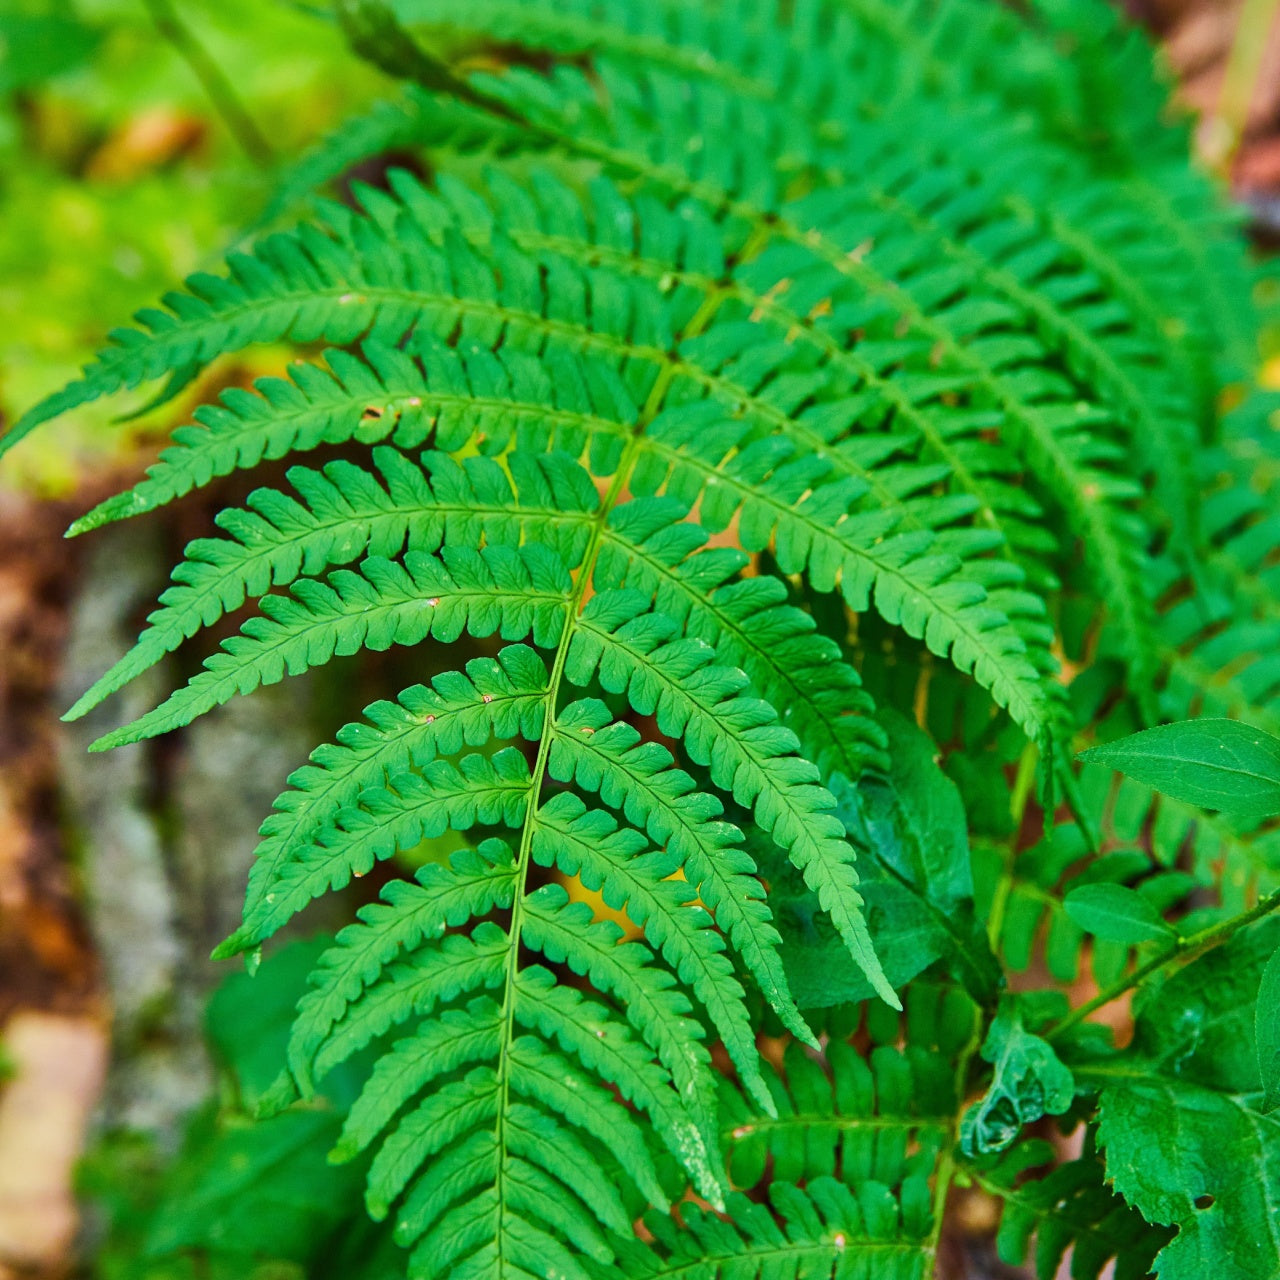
(0, 0, 384, 494)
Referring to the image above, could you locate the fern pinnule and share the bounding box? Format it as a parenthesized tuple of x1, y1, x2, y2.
(615, 1178, 932, 1279)
(719, 1037, 954, 1198)
(974, 1140, 1169, 1280)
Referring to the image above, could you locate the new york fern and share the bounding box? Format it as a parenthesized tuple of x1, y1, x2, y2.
(15, 1, 1280, 1277)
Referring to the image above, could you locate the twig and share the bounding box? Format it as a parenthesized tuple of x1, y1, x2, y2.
(1213, 0, 1280, 171)
(140, 0, 273, 169)
(1047, 886, 1280, 1041)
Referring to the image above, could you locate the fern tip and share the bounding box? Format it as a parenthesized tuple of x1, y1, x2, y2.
(327, 1140, 357, 1166)
(61, 693, 98, 723)
(254, 1069, 300, 1119)
(210, 929, 251, 962)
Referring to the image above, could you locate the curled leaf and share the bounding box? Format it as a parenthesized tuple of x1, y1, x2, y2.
(961, 1003, 1075, 1156)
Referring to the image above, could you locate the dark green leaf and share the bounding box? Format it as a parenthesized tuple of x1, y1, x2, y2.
(1091, 919, 1280, 1279)
(822, 714, 1001, 1004)
(961, 1002, 1075, 1156)
(861, 710, 973, 910)
(0, 13, 100, 93)
(774, 877, 946, 1008)
(1063, 883, 1175, 945)
(206, 938, 331, 1108)
(1078, 719, 1280, 818)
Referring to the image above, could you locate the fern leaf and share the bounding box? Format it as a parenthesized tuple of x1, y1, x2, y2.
(522, 887, 722, 1158)
(719, 1037, 954, 1200)
(65, 340, 635, 536)
(618, 1178, 931, 1279)
(972, 1139, 1169, 1280)
(532, 791, 770, 1115)
(220, 645, 547, 958)
(549, 697, 820, 1022)
(332, 998, 503, 1162)
(29, 4, 1263, 1275)
(568, 589, 895, 1005)
(87, 545, 572, 749)
(66, 446, 595, 720)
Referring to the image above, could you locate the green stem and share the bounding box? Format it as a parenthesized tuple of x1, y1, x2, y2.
(1010, 740, 1039, 829)
(1047, 887, 1280, 1041)
(140, 0, 273, 168)
(982, 741, 1039, 957)
(925, 1001, 983, 1267)
(489, 235, 763, 1223)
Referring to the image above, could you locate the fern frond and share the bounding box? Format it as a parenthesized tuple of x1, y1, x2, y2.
(974, 822, 1195, 989)
(187, 489, 903, 1275)
(972, 1140, 1170, 1280)
(87, 544, 574, 749)
(1072, 402, 1280, 902)
(616, 1178, 931, 1280)
(25, 2, 1263, 1274)
(45, 156, 1067, 762)
(719, 1038, 953, 1198)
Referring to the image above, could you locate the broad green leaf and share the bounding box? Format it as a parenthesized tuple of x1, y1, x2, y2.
(961, 1001, 1075, 1156)
(831, 713, 1001, 1004)
(861, 710, 974, 910)
(206, 938, 333, 1108)
(1078, 719, 1280, 818)
(772, 715, 1000, 1009)
(1257, 943, 1280, 1114)
(0, 13, 100, 93)
(1092, 920, 1280, 1279)
(771, 875, 946, 1009)
(1062, 883, 1175, 946)
(144, 1108, 365, 1259)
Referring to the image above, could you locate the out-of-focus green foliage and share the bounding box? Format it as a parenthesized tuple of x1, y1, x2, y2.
(0, 0, 384, 493)
(79, 938, 402, 1280)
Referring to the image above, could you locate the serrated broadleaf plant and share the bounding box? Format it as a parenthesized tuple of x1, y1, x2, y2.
(14, 1, 1280, 1277)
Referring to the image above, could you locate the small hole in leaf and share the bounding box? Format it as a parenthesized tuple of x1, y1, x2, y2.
(1194, 1195, 1214, 1210)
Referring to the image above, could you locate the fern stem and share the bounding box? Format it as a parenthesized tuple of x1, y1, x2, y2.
(488, 244, 752, 1223)
(488, 432, 643, 1242)
(140, 0, 274, 169)
(1046, 887, 1280, 1042)
(925, 999, 984, 1266)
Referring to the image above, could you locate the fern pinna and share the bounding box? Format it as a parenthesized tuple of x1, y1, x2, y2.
(10, 0, 1280, 1277)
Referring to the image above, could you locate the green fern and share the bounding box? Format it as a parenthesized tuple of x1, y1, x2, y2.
(15, 1, 1280, 1277)
(974, 1139, 1171, 1280)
